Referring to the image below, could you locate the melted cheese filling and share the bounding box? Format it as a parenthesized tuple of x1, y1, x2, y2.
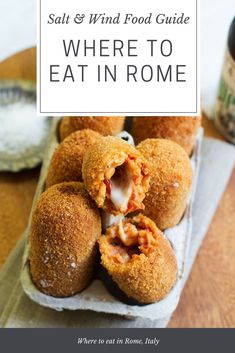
(102, 212, 121, 231)
(118, 216, 128, 244)
(105, 216, 158, 264)
(109, 164, 132, 213)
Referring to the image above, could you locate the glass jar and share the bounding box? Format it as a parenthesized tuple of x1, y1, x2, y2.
(214, 17, 235, 144)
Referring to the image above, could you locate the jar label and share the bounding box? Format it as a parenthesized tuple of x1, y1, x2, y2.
(215, 48, 235, 143)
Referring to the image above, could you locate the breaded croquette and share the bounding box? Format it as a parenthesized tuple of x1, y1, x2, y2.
(132, 116, 201, 155)
(82, 136, 150, 215)
(99, 214, 177, 304)
(46, 129, 101, 188)
(29, 182, 101, 297)
(60, 116, 125, 141)
(137, 139, 192, 230)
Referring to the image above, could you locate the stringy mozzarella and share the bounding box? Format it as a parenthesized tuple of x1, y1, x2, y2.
(110, 166, 132, 212)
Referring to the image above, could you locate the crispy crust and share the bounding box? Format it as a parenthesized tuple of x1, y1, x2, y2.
(29, 182, 101, 297)
(82, 136, 150, 215)
(46, 129, 101, 188)
(60, 116, 125, 141)
(132, 116, 201, 155)
(99, 214, 177, 303)
(137, 139, 193, 230)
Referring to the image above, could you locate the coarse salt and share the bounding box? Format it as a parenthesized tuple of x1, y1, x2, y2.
(0, 102, 49, 157)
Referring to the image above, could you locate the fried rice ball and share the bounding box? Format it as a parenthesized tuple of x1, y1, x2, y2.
(29, 182, 101, 297)
(82, 136, 150, 215)
(60, 116, 125, 140)
(99, 214, 177, 304)
(46, 129, 101, 188)
(137, 139, 193, 230)
(132, 116, 201, 155)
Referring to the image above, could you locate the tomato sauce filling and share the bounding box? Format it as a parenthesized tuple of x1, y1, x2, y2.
(104, 216, 158, 264)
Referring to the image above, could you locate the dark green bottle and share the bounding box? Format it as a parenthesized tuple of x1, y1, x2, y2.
(215, 17, 235, 143)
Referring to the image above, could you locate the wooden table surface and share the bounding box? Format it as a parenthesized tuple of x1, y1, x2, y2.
(0, 48, 234, 328)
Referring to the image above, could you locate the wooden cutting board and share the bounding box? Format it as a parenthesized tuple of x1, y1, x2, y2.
(0, 47, 234, 327)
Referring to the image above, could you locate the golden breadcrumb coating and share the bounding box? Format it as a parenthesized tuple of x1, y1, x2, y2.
(137, 139, 193, 230)
(132, 116, 201, 155)
(46, 129, 101, 188)
(29, 182, 101, 297)
(99, 214, 177, 303)
(82, 136, 150, 215)
(60, 116, 125, 140)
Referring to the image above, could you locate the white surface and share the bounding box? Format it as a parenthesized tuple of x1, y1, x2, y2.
(0, 0, 36, 62)
(1, 1, 234, 115)
(39, 0, 198, 115)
